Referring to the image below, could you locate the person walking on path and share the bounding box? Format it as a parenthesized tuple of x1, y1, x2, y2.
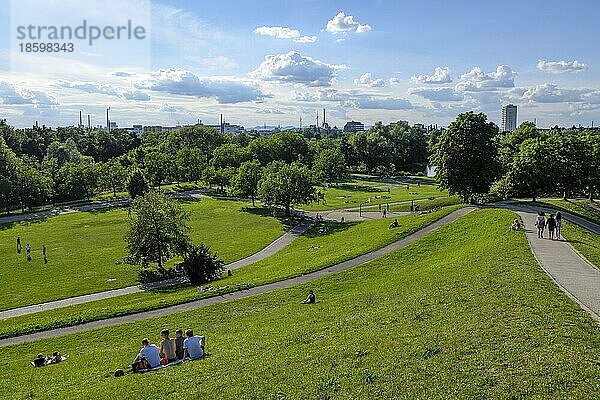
(555, 211, 563, 239)
(26, 243, 32, 262)
(16, 236, 21, 254)
(382, 209, 387, 218)
(42, 244, 47, 264)
(535, 211, 546, 239)
(547, 214, 557, 240)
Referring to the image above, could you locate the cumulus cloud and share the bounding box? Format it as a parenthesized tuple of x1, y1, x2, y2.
(294, 88, 412, 110)
(57, 81, 150, 101)
(411, 67, 452, 84)
(350, 96, 412, 110)
(409, 87, 463, 102)
(132, 69, 264, 103)
(256, 108, 285, 114)
(325, 12, 371, 34)
(254, 26, 317, 43)
(250, 51, 345, 87)
(354, 73, 386, 87)
(537, 59, 588, 74)
(111, 71, 133, 77)
(0, 81, 58, 105)
(456, 65, 516, 91)
(521, 83, 587, 103)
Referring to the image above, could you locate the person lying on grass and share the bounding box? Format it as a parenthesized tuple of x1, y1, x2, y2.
(32, 351, 63, 367)
(389, 219, 399, 229)
(183, 329, 205, 360)
(132, 338, 161, 372)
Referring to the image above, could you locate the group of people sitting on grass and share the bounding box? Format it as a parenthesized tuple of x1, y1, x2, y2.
(535, 211, 562, 240)
(32, 351, 63, 367)
(131, 329, 205, 372)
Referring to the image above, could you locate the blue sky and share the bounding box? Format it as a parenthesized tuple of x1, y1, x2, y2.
(0, 0, 599, 128)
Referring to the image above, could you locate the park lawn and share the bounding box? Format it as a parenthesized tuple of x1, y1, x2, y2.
(303, 178, 446, 211)
(0, 205, 464, 338)
(561, 222, 600, 270)
(347, 195, 462, 213)
(0, 198, 285, 311)
(534, 198, 600, 226)
(3, 209, 600, 399)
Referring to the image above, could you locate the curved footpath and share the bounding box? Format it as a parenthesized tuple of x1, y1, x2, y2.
(0, 219, 314, 320)
(0, 206, 475, 347)
(496, 202, 600, 323)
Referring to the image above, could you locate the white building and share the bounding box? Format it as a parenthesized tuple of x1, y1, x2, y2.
(501, 104, 517, 132)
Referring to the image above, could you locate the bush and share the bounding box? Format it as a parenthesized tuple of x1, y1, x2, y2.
(181, 243, 224, 284)
(138, 266, 178, 284)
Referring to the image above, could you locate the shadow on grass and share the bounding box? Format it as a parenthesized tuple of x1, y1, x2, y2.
(302, 221, 359, 239)
(334, 183, 384, 193)
(242, 206, 299, 229)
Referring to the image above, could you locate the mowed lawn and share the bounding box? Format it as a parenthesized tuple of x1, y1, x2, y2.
(4, 209, 600, 399)
(561, 221, 600, 269)
(0, 198, 285, 311)
(534, 198, 600, 225)
(303, 178, 445, 211)
(0, 206, 463, 338)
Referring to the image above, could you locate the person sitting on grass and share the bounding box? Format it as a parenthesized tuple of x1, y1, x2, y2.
(132, 338, 161, 372)
(159, 329, 177, 364)
(46, 351, 62, 365)
(183, 329, 205, 360)
(389, 219, 399, 229)
(33, 353, 46, 367)
(301, 290, 316, 304)
(509, 218, 521, 231)
(174, 329, 185, 360)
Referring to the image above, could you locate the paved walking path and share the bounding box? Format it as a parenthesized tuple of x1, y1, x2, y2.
(0, 219, 314, 321)
(496, 202, 600, 323)
(0, 207, 475, 347)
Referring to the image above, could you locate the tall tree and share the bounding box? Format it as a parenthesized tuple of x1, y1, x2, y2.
(233, 160, 262, 206)
(431, 112, 500, 202)
(126, 190, 190, 270)
(313, 148, 346, 184)
(127, 169, 149, 199)
(258, 161, 316, 216)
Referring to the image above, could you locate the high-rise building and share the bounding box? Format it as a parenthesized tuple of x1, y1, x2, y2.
(501, 104, 517, 132)
(343, 120, 365, 133)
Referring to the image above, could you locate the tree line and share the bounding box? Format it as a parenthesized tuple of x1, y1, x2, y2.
(0, 119, 431, 214)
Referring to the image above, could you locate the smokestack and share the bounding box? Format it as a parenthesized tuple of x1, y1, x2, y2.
(220, 113, 224, 133)
(106, 108, 110, 132)
(79, 111, 83, 127)
(88, 115, 91, 129)
(35, 121, 38, 128)
(323, 108, 326, 127)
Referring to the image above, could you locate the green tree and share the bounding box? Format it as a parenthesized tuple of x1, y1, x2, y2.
(233, 160, 262, 206)
(126, 190, 190, 270)
(211, 143, 252, 169)
(258, 161, 316, 216)
(175, 148, 205, 183)
(0, 136, 19, 212)
(144, 151, 172, 188)
(127, 169, 149, 199)
(313, 148, 346, 184)
(101, 160, 128, 198)
(431, 112, 500, 202)
(180, 243, 224, 284)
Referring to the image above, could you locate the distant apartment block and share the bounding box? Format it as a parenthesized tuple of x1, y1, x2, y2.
(501, 104, 517, 132)
(343, 120, 365, 133)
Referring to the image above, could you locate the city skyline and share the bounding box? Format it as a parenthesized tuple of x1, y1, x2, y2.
(1, 0, 600, 129)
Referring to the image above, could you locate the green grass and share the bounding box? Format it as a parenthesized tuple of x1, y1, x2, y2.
(0, 198, 285, 311)
(561, 222, 600, 270)
(3, 209, 600, 399)
(304, 178, 446, 211)
(348, 195, 462, 213)
(534, 198, 600, 226)
(0, 205, 463, 339)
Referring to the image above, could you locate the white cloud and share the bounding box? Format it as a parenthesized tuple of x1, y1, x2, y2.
(256, 108, 285, 114)
(409, 87, 463, 102)
(250, 51, 345, 87)
(111, 71, 134, 77)
(294, 88, 412, 110)
(354, 73, 386, 87)
(254, 26, 317, 43)
(521, 83, 587, 103)
(325, 12, 371, 34)
(350, 96, 412, 110)
(456, 65, 516, 91)
(57, 81, 150, 101)
(411, 67, 452, 84)
(537, 60, 588, 74)
(0, 81, 58, 105)
(132, 69, 264, 103)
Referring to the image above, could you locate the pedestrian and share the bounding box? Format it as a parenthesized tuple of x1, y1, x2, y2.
(386, 203, 389, 212)
(387, 187, 390, 194)
(555, 211, 563, 239)
(43, 244, 47, 264)
(26, 243, 32, 262)
(547, 214, 557, 240)
(382, 209, 387, 218)
(378, 204, 381, 211)
(341, 216, 344, 223)
(535, 211, 546, 239)
(16, 236, 21, 254)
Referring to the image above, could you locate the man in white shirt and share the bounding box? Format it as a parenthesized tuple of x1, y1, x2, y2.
(183, 329, 205, 360)
(132, 338, 161, 371)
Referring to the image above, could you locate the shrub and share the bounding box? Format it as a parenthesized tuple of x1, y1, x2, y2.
(181, 243, 224, 284)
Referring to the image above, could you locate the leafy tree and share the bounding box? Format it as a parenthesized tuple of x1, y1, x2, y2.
(203, 166, 235, 193)
(175, 148, 205, 183)
(503, 138, 553, 201)
(101, 160, 128, 198)
(0, 136, 19, 212)
(258, 161, 316, 216)
(126, 190, 190, 271)
(180, 243, 224, 284)
(233, 160, 262, 206)
(211, 143, 252, 169)
(15, 163, 51, 211)
(44, 139, 90, 168)
(431, 112, 500, 202)
(62, 162, 99, 201)
(161, 126, 228, 159)
(144, 151, 172, 188)
(127, 169, 149, 199)
(249, 131, 310, 165)
(313, 148, 346, 184)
